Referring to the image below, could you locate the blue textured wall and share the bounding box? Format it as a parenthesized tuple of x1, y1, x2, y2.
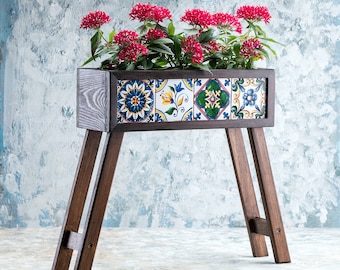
(0, 0, 19, 227)
(0, 0, 339, 228)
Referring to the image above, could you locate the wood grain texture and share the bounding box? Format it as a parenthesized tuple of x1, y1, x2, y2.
(226, 128, 268, 258)
(248, 128, 291, 263)
(75, 132, 124, 269)
(77, 69, 275, 132)
(52, 130, 102, 270)
(77, 69, 110, 131)
(249, 217, 270, 236)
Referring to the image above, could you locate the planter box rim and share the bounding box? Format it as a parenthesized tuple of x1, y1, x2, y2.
(78, 67, 274, 77)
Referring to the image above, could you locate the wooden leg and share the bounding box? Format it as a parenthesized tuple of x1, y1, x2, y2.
(226, 128, 268, 257)
(74, 131, 124, 269)
(248, 128, 291, 263)
(52, 130, 102, 270)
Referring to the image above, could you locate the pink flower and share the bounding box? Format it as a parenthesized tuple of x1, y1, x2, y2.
(114, 30, 139, 46)
(212, 13, 242, 33)
(240, 38, 263, 59)
(236, 5, 271, 24)
(181, 9, 214, 28)
(182, 36, 204, 64)
(80, 10, 111, 29)
(129, 3, 172, 23)
(145, 29, 167, 41)
(118, 43, 148, 62)
(203, 41, 220, 53)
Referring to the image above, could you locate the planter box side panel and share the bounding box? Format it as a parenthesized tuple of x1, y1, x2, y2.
(76, 69, 275, 132)
(77, 69, 110, 131)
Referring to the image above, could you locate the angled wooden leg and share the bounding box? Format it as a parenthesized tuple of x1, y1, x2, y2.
(248, 128, 290, 263)
(52, 130, 102, 270)
(226, 128, 268, 257)
(74, 131, 124, 270)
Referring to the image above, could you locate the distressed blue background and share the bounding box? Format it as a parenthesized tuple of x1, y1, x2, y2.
(0, 0, 339, 228)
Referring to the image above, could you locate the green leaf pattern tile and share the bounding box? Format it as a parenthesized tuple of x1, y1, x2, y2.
(194, 78, 231, 121)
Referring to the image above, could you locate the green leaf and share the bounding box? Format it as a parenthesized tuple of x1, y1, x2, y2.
(197, 91, 206, 107)
(261, 43, 278, 58)
(233, 42, 241, 56)
(259, 48, 270, 60)
(154, 59, 168, 68)
(198, 29, 215, 43)
(141, 58, 154, 70)
(152, 38, 174, 45)
(261, 37, 285, 46)
(148, 44, 174, 55)
(109, 30, 116, 43)
(90, 30, 102, 58)
(173, 35, 182, 58)
(166, 107, 177, 115)
(135, 24, 148, 36)
(219, 91, 229, 107)
(82, 55, 96, 66)
(184, 28, 200, 36)
(168, 20, 175, 36)
(227, 63, 235, 69)
(255, 25, 266, 37)
(126, 62, 136, 71)
(206, 107, 219, 119)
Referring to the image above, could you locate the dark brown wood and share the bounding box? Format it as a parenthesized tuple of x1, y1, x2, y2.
(74, 131, 124, 269)
(248, 128, 291, 263)
(52, 130, 102, 270)
(53, 127, 290, 267)
(226, 128, 268, 257)
(249, 217, 270, 236)
(77, 68, 275, 132)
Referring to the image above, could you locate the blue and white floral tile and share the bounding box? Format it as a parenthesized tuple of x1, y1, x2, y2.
(193, 78, 231, 121)
(117, 79, 155, 123)
(155, 79, 193, 122)
(231, 78, 266, 119)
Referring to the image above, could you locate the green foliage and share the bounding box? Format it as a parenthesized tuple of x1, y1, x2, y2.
(81, 7, 282, 70)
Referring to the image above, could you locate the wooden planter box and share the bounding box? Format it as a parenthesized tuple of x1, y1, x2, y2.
(77, 68, 275, 132)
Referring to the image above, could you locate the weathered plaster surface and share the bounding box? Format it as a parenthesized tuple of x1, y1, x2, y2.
(0, 0, 339, 228)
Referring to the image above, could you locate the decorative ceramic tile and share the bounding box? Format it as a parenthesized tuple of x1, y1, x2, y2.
(193, 78, 231, 121)
(231, 78, 266, 119)
(155, 79, 193, 122)
(117, 79, 155, 123)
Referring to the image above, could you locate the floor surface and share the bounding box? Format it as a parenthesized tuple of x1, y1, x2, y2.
(0, 227, 339, 269)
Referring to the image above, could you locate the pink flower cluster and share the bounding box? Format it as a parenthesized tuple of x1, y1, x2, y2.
(181, 9, 242, 33)
(118, 43, 148, 62)
(203, 41, 220, 53)
(182, 36, 204, 64)
(236, 5, 271, 24)
(114, 30, 139, 46)
(240, 38, 263, 59)
(212, 13, 242, 34)
(129, 3, 172, 23)
(145, 29, 167, 42)
(181, 8, 214, 29)
(80, 10, 111, 29)
(114, 30, 148, 62)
